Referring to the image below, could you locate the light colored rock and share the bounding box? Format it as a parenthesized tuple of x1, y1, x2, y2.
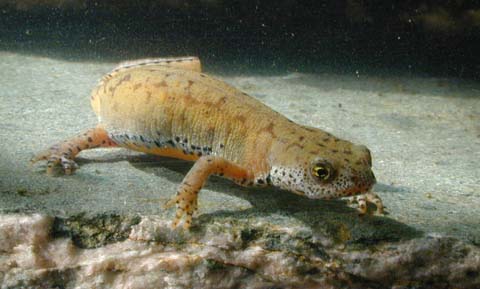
(1, 214, 479, 288)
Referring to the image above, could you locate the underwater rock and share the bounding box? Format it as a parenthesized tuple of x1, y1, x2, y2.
(1, 214, 479, 288)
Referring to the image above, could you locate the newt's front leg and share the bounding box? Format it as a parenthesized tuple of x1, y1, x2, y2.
(31, 126, 116, 175)
(164, 156, 253, 229)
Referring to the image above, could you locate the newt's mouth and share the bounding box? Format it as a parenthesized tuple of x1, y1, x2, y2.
(342, 183, 375, 196)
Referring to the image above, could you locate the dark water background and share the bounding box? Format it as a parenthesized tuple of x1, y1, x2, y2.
(1, 0, 479, 79)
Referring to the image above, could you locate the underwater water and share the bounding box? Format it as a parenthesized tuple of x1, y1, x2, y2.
(1, 1, 479, 288)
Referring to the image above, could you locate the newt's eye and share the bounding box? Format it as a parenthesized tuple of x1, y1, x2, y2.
(312, 162, 333, 182)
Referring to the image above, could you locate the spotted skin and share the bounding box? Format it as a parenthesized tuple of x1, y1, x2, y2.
(32, 56, 383, 229)
(31, 127, 116, 175)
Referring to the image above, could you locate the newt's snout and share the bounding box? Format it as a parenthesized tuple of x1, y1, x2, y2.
(346, 144, 376, 193)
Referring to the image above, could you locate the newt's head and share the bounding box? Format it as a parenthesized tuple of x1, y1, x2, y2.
(269, 128, 376, 199)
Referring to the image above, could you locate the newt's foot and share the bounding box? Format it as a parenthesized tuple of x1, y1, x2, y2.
(164, 186, 199, 230)
(31, 145, 78, 175)
(346, 192, 385, 215)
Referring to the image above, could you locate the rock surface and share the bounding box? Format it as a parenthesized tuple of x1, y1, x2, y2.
(0, 52, 479, 288)
(1, 214, 479, 288)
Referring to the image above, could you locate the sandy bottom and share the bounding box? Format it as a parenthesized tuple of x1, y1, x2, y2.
(0, 51, 479, 243)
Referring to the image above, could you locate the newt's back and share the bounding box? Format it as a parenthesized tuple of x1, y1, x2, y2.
(91, 65, 287, 168)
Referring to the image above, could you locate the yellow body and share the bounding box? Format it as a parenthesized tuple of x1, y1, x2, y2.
(33, 57, 382, 229)
(91, 64, 282, 176)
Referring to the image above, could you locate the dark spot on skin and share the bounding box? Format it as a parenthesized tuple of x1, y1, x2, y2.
(259, 122, 277, 138)
(266, 174, 272, 185)
(322, 138, 330, 142)
(175, 137, 180, 142)
(316, 143, 326, 147)
(197, 152, 203, 156)
(102, 140, 106, 144)
(133, 83, 142, 91)
(286, 142, 304, 150)
(220, 144, 224, 148)
(257, 179, 264, 184)
(76, 146, 81, 151)
(299, 136, 305, 141)
(154, 81, 168, 88)
(87, 137, 93, 142)
(183, 138, 188, 143)
(140, 136, 145, 142)
(309, 151, 319, 155)
(188, 80, 194, 87)
(235, 115, 247, 122)
(145, 91, 152, 103)
(125, 135, 130, 140)
(216, 96, 227, 106)
(200, 74, 206, 78)
(166, 140, 175, 146)
(331, 149, 338, 153)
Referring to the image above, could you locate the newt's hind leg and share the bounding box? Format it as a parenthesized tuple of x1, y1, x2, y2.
(31, 126, 116, 175)
(164, 156, 252, 229)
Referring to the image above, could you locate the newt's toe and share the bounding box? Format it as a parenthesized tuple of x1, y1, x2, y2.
(32, 148, 78, 176)
(346, 192, 385, 215)
(164, 189, 199, 229)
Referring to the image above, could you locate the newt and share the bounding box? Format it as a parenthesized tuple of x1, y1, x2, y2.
(32, 57, 383, 229)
